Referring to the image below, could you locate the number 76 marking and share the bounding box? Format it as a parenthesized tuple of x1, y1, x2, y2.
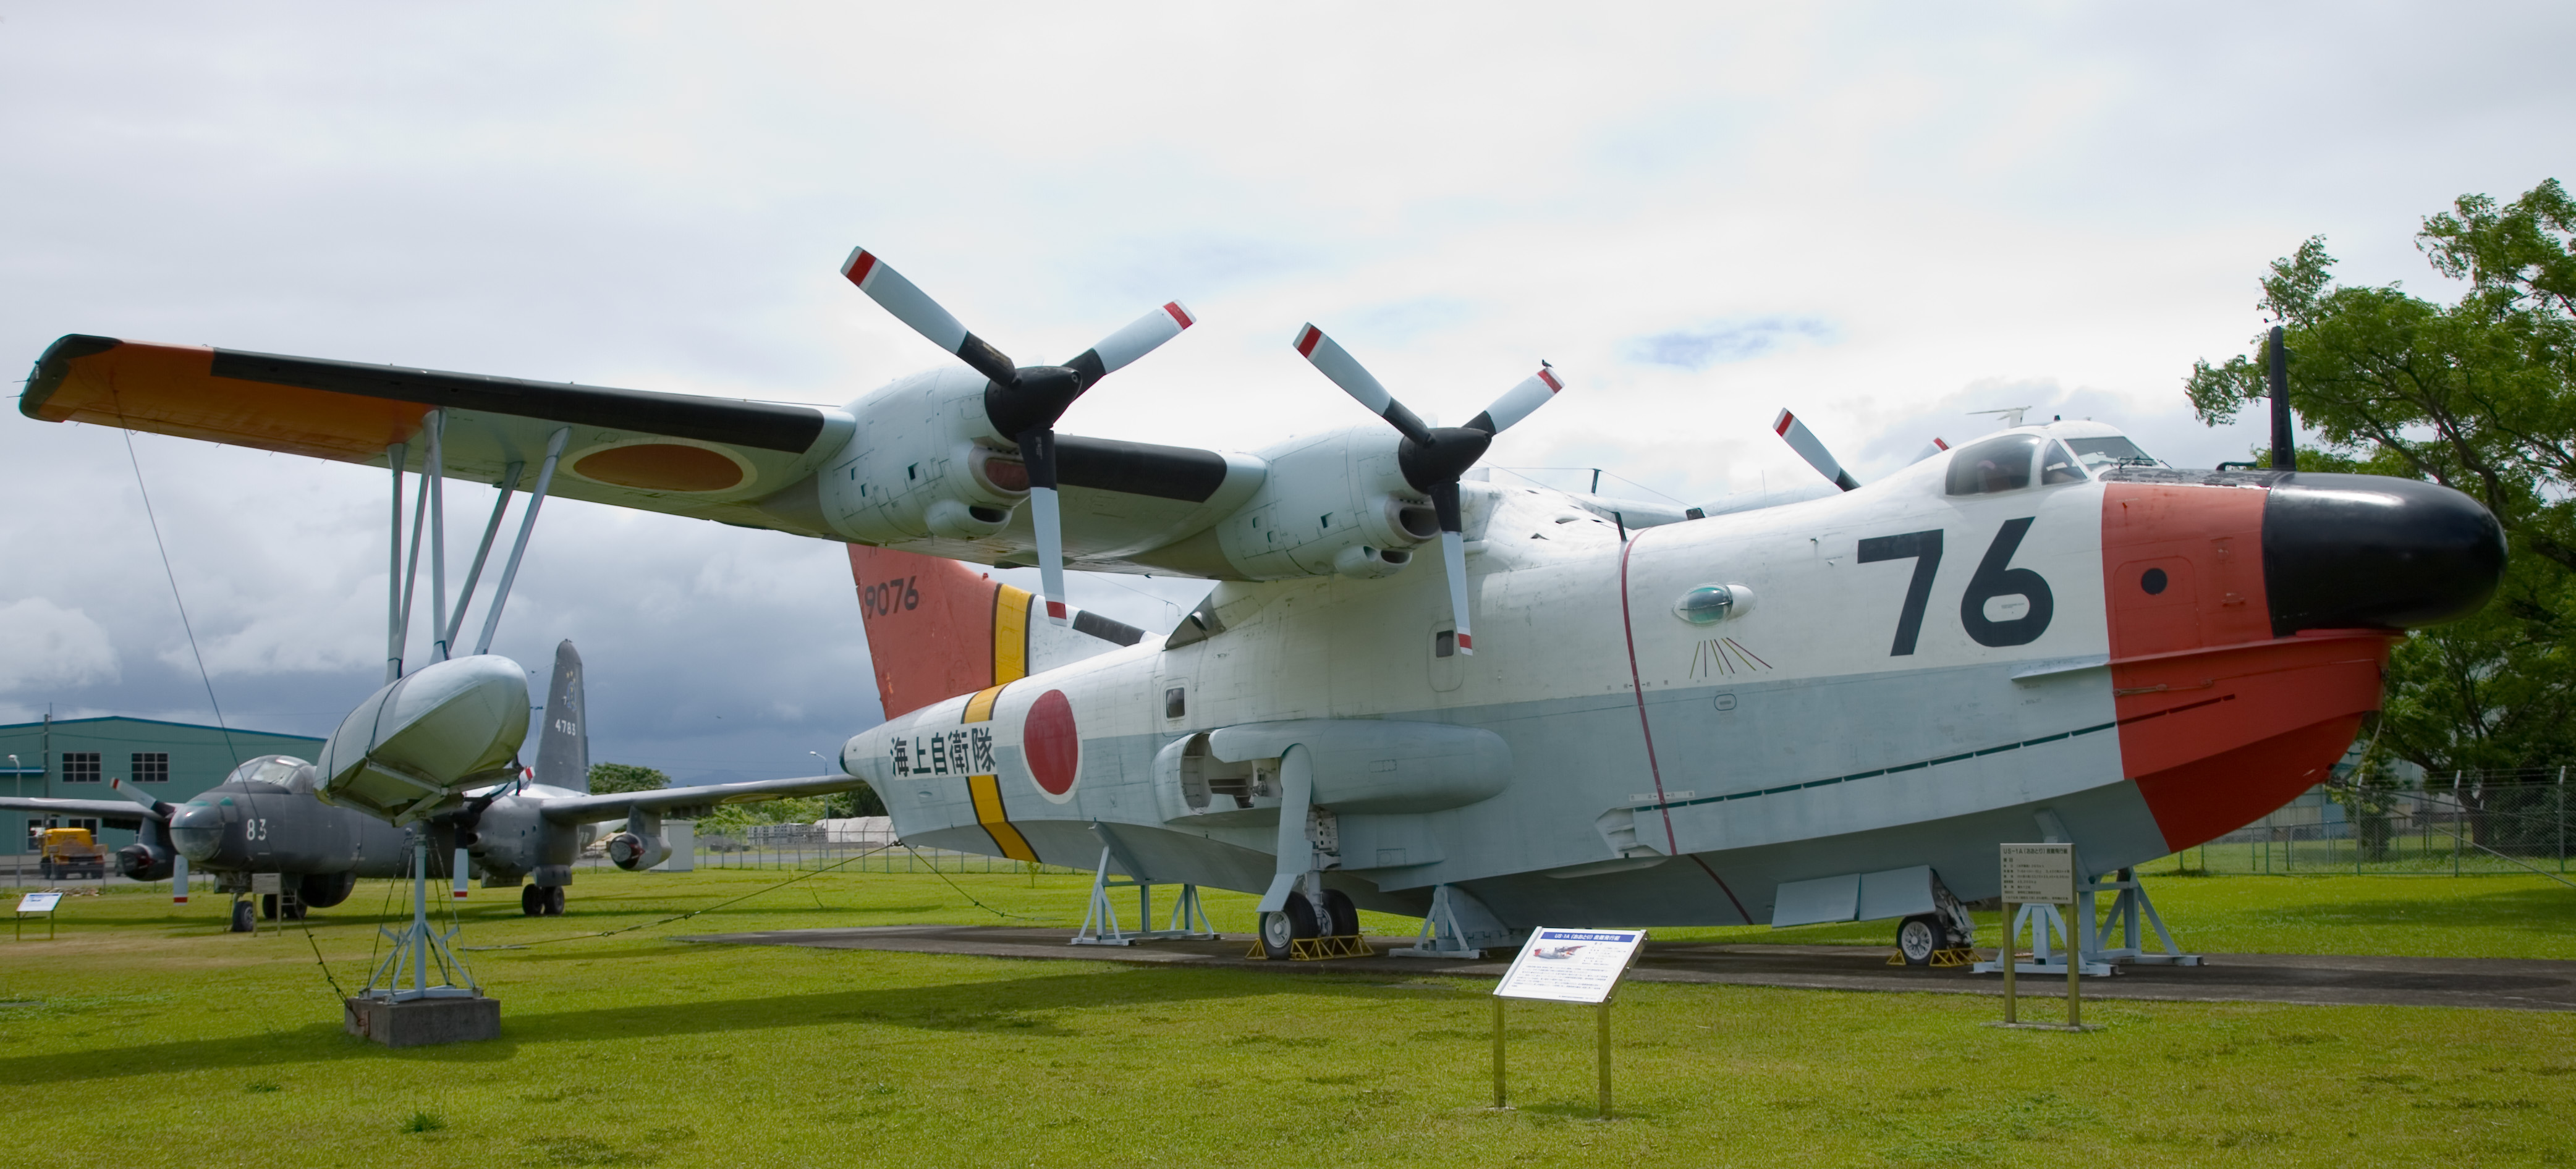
(1857, 519, 2053, 655)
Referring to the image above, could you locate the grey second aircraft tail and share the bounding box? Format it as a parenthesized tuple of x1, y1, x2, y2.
(534, 639, 588, 793)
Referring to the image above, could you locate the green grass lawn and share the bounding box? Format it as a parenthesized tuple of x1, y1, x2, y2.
(2, 868, 2571, 1167)
(1668, 870, 2576, 960)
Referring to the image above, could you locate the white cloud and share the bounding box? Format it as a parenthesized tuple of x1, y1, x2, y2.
(0, 598, 121, 693)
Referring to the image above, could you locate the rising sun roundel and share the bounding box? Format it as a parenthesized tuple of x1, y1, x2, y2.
(1024, 690, 1081, 803)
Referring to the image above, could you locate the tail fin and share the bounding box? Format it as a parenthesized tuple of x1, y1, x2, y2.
(533, 639, 589, 792)
(849, 545, 1147, 720)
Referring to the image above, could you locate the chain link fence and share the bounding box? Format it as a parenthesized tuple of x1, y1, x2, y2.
(2150, 774, 2572, 878)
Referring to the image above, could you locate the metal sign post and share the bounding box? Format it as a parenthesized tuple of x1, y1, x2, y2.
(1491, 927, 1648, 1119)
(1993, 843, 2093, 1031)
(15, 891, 61, 940)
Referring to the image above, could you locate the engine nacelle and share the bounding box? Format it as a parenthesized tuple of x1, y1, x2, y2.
(114, 843, 172, 882)
(1214, 428, 1438, 580)
(607, 831, 671, 872)
(816, 368, 1028, 545)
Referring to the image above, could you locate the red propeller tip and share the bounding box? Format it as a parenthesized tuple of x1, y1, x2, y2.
(1455, 633, 1474, 652)
(1773, 409, 1795, 436)
(1294, 326, 1322, 357)
(1046, 600, 1069, 620)
(1163, 302, 1195, 329)
(841, 249, 878, 284)
(1538, 369, 1562, 392)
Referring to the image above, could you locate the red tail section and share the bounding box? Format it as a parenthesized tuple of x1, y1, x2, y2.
(849, 546, 1032, 719)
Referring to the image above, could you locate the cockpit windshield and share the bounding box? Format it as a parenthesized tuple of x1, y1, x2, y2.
(1947, 434, 2090, 497)
(223, 754, 310, 788)
(2064, 435, 2158, 471)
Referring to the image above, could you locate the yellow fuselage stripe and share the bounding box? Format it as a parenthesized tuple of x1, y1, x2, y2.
(992, 584, 1032, 684)
(962, 684, 1007, 724)
(967, 775, 1037, 861)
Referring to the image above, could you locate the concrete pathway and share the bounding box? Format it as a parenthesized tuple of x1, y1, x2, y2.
(680, 924, 2576, 1012)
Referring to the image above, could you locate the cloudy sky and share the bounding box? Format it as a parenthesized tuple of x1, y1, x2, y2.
(2, 2, 2566, 782)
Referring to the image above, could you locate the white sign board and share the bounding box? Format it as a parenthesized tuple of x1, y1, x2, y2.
(1493, 928, 1648, 1004)
(251, 872, 282, 895)
(16, 892, 62, 913)
(2000, 843, 2075, 905)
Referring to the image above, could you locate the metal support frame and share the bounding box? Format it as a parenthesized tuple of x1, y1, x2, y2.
(2075, 866, 2200, 966)
(360, 832, 478, 1003)
(1393, 884, 1488, 958)
(384, 441, 408, 684)
(1973, 902, 2112, 976)
(1069, 829, 1216, 946)
(426, 411, 451, 662)
(476, 428, 570, 655)
(443, 461, 525, 652)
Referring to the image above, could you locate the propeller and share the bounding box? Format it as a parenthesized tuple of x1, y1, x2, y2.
(1910, 436, 1951, 465)
(1773, 409, 1861, 492)
(111, 779, 185, 901)
(1292, 324, 1566, 656)
(841, 248, 1195, 624)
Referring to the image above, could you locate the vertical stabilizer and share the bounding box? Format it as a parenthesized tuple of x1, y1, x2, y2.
(849, 546, 1149, 720)
(534, 639, 588, 792)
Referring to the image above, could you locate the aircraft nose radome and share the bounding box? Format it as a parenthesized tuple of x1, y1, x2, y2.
(169, 805, 224, 862)
(2261, 473, 2507, 636)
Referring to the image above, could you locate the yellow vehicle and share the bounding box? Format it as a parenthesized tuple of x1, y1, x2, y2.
(36, 827, 107, 880)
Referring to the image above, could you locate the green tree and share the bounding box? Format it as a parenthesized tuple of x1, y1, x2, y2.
(2184, 180, 2576, 785)
(587, 762, 670, 794)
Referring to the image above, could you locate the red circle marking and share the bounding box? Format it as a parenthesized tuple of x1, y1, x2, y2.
(1025, 690, 1080, 796)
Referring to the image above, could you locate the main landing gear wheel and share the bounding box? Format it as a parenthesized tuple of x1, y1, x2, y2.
(1321, 889, 1360, 939)
(521, 885, 544, 916)
(1260, 892, 1323, 959)
(1896, 914, 1945, 966)
(230, 900, 254, 933)
(544, 886, 566, 916)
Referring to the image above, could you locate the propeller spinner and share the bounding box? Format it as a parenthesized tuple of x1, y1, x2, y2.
(841, 248, 1195, 624)
(1292, 324, 1565, 655)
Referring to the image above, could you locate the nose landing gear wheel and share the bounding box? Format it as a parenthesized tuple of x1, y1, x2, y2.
(1896, 914, 1943, 966)
(1259, 892, 1322, 960)
(230, 900, 254, 933)
(520, 885, 544, 917)
(543, 886, 566, 916)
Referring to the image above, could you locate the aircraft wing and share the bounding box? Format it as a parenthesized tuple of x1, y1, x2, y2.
(532, 774, 866, 825)
(22, 334, 859, 538)
(0, 796, 153, 825)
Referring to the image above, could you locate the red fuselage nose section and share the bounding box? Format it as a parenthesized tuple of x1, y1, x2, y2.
(2101, 481, 2366, 851)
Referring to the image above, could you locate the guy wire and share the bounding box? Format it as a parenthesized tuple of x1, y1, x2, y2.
(114, 421, 242, 767)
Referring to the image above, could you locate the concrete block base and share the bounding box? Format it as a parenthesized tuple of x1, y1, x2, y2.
(344, 995, 501, 1047)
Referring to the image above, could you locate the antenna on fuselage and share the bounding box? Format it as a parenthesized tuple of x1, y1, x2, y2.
(2268, 326, 2295, 471)
(1967, 406, 2032, 429)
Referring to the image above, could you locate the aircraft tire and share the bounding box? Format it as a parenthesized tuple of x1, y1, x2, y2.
(230, 900, 255, 932)
(1321, 890, 1360, 938)
(1896, 915, 1943, 966)
(544, 886, 566, 916)
(1260, 893, 1323, 959)
(520, 885, 544, 916)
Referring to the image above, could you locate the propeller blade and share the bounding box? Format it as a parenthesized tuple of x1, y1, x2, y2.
(1431, 481, 1475, 656)
(1909, 437, 1950, 465)
(1773, 408, 1861, 492)
(1020, 428, 1072, 625)
(171, 853, 187, 904)
(1069, 302, 1196, 386)
(840, 248, 1019, 386)
(454, 848, 472, 899)
(1292, 324, 1434, 445)
(1467, 365, 1564, 435)
(110, 776, 169, 821)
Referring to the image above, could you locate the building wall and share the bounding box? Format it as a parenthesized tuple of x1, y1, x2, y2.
(0, 717, 324, 855)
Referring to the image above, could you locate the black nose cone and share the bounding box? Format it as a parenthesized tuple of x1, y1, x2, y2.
(2263, 473, 2507, 636)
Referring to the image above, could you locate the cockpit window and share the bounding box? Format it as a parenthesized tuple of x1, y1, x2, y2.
(223, 754, 310, 788)
(2040, 440, 2087, 485)
(2064, 436, 2156, 471)
(1946, 434, 2042, 496)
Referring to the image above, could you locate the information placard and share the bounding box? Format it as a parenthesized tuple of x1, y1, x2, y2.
(1493, 928, 1646, 1004)
(1999, 843, 2074, 905)
(16, 892, 62, 914)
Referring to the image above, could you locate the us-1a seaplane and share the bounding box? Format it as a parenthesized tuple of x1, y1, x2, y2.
(21, 247, 2504, 962)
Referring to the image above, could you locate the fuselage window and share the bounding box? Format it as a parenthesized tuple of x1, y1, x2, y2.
(2039, 440, 2088, 485)
(1944, 434, 2042, 496)
(1164, 687, 1187, 719)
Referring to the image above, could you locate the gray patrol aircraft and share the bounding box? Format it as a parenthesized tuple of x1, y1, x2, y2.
(0, 641, 860, 929)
